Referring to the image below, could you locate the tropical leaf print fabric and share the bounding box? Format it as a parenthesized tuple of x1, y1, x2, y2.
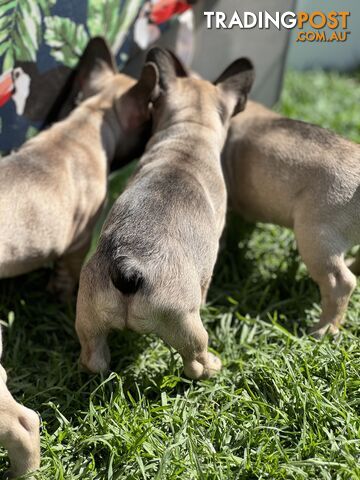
(0, 0, 194, 154)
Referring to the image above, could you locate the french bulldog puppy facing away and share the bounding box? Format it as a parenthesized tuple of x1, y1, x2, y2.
(0, 38, 154, 299)
(222, 100, 360, 337)
(76, 48, 255, 379)
(0, 326, 40, 478)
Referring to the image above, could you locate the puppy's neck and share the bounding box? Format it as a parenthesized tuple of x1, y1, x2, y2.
(148, 118, 225, 155)
(24, 95, 121, 166)
(78, 95, 122, 162)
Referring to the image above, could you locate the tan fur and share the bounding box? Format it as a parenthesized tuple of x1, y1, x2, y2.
(0, 327, 40, 478)
(222, 100, 360, 336)
(0, 73, 134, 292)
(0, 41, 154, 474)
(76, 79, 228, 380)
(75, 50, 254, 380)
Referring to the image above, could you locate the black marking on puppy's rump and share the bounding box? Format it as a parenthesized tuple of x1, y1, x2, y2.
(109, 256, 144, 295)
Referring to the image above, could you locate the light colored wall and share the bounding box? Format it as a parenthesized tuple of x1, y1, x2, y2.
(125, 0, 295, 107)
(287, 0, 360, 70)
(191, 0, 294, 106)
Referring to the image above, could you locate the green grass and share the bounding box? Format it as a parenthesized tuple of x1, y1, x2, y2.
(1, 69, 360, 479)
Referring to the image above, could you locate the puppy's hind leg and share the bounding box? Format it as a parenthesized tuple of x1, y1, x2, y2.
(76, 257, 125, 374)
(48, 238, 91, 302)
(295, 223, 356, 337)
(155, 310, 222, 380)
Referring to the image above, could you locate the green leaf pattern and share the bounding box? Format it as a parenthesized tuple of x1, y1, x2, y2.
(0, 0, 56, 70)
(87, 0, 123, 45)
(0, 0, 144, 72)
(87, 0, 143, 51)
(44, 16, 89, 68)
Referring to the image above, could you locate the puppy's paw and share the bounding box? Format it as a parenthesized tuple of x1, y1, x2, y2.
(79, 358, 109, 375)
(311, 323, 340, 339)
(79, 349, 110, 375)
(184, 352, 222, 380)
(204, 352, 222, 377)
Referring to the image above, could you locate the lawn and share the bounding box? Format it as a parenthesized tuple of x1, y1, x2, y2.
(1, 69, 360, 479)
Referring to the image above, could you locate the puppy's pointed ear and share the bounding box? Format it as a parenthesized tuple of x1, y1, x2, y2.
(55, 37, 117, 119)
(145, 47, 176, 91)
(118, 62, 159, 132)
(78, 37, 117, 98)
(165, 49, 190, 77)
(82, 36, 117, 73)
(215, 58, 255, 117)
(136, 61, 160, 102)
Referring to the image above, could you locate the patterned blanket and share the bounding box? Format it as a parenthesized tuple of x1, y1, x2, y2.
(0, 0, 196, 154)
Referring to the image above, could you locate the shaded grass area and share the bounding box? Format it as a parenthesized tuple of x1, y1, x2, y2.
(1, 70, 360, 479)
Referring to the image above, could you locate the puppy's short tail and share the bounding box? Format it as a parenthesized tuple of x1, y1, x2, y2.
(109, 256, 144, 295)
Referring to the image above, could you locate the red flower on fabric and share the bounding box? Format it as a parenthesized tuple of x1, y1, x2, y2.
(149, 0, 191, 25)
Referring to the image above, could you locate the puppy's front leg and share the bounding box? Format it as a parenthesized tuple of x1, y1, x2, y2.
(48, 239, 91, 302)
(0, 379, 40, 478)
(156, 311, 222, 380)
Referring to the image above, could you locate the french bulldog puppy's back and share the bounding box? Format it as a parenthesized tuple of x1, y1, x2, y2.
(0, 41, 155, 297)
(223, 100, 360, 336)
(76, 48, 255, 380)
(0, 103, 109, 277)
(101, 123, 226, 306)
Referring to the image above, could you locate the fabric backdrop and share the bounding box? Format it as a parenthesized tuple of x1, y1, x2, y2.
(0, 0, 195, 154)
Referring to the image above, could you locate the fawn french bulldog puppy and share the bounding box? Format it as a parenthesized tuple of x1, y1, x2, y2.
(75, 47, 254, 379)
(0, 326, 40, 478)
(222, 100, 360, 337)
(0, 38, 154, 299)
